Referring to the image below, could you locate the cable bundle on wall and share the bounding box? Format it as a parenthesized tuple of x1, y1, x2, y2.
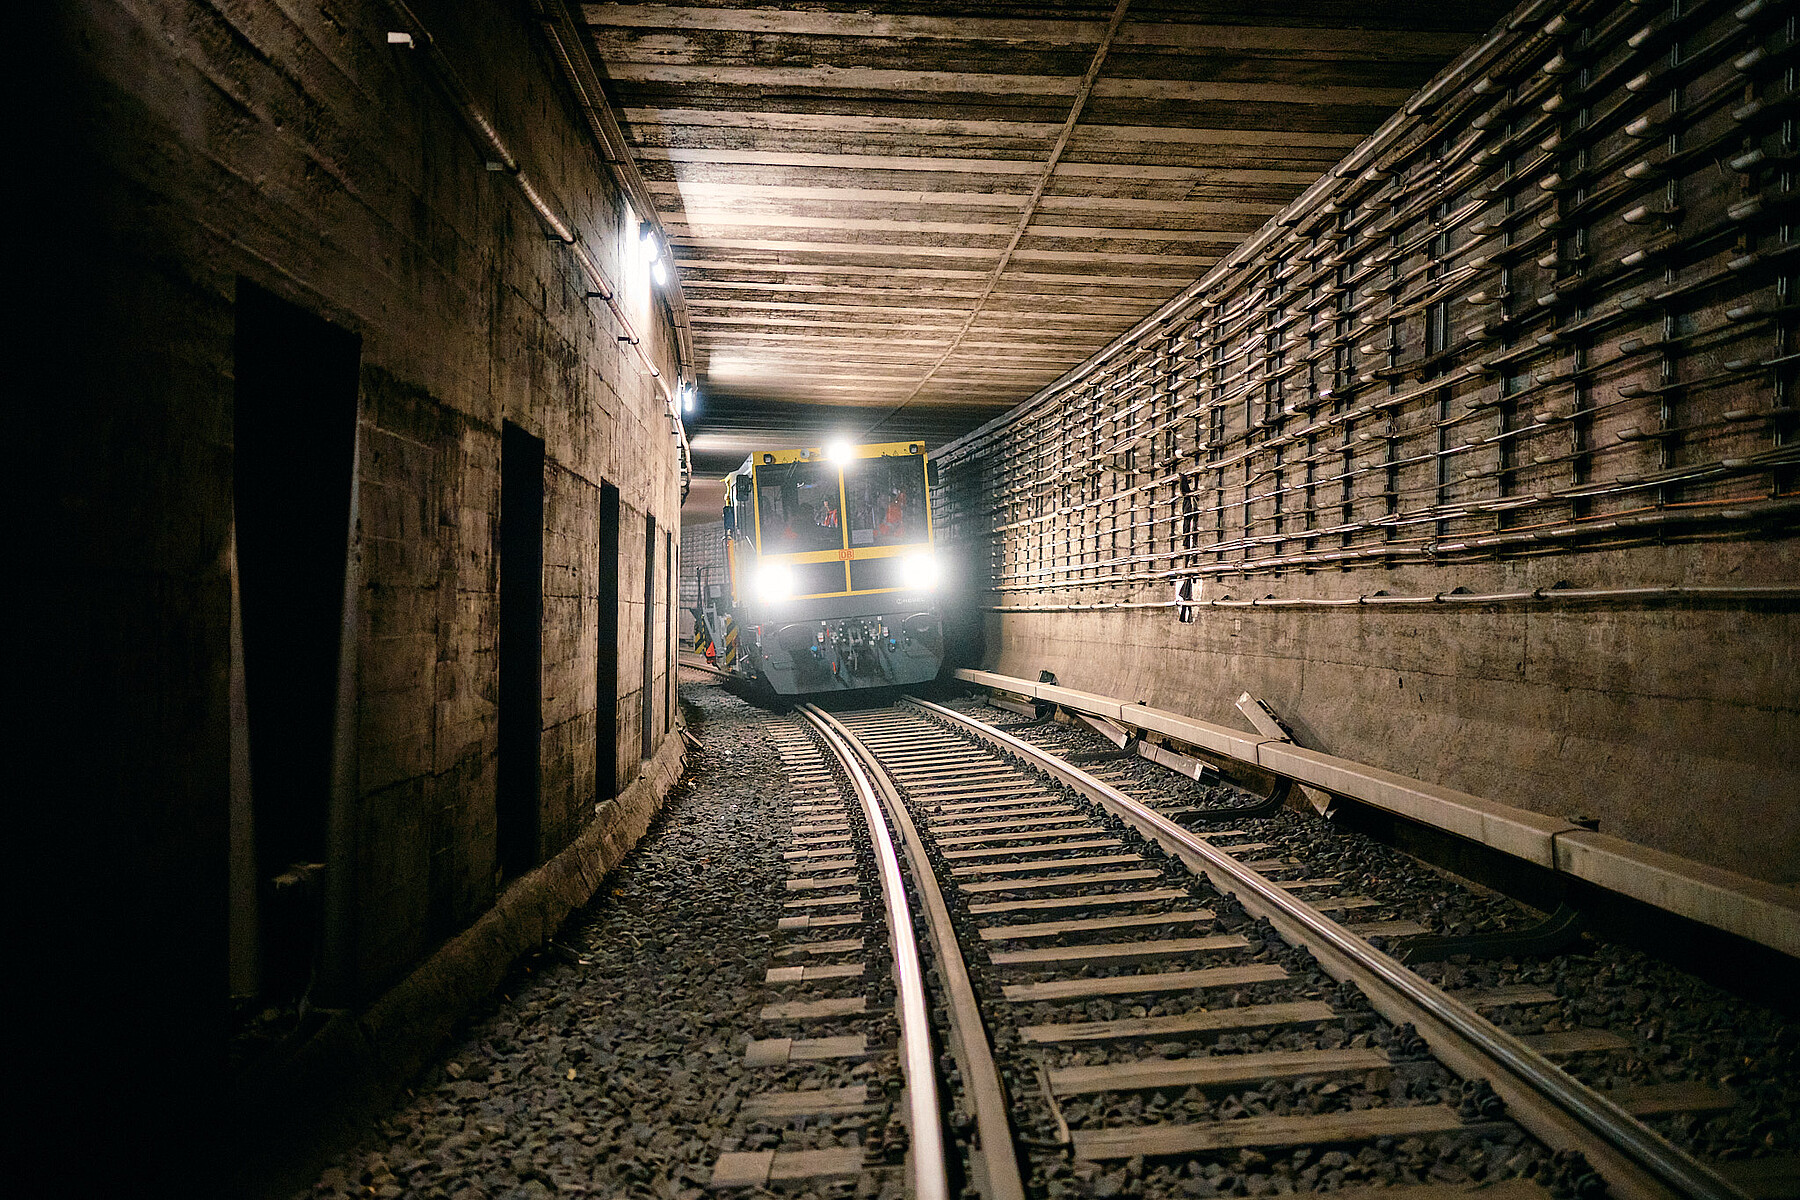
(931, 0, 1796, 602)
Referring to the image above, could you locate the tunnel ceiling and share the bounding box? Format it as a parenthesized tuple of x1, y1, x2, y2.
(581, 1, 1514, 479)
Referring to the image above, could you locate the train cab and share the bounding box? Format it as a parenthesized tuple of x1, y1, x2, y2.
(708, 440, 944, 694)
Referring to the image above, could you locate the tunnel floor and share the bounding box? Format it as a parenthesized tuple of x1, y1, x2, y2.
(295, 681, 1800, 1200)
(300, 683, 813, 1199)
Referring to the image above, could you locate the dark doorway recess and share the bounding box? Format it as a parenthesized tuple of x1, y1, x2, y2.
(233, 279, 360, 1000)
(596, 482, 621, 801)
(642, 513, 657, 759)
(498, 423, 545, 881)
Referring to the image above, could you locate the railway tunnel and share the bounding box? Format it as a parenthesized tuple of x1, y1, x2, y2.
(24, 0, 1800, 1195)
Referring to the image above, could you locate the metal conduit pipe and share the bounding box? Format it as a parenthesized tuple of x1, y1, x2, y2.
(528, 0, 696, 502)
(528, 0, 697, 388)
(381, 0, 691, 499)
(982, 582, 1800, 614)
(977, 448, 1800, 557)
(974, 496, 1800, 593)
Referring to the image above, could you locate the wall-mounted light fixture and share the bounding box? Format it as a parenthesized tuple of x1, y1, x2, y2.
(640, 223, 669, 287)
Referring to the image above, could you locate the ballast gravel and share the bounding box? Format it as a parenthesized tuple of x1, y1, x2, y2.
(294, 684, 1796, 1200)
(941, 693, 1800, 1179)
(298, 682, 895, 1200)
(893, 704, 1559, 1200)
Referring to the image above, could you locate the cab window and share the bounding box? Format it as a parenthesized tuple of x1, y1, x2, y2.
(754, 459, 844, 552)
(847, 453, 927, 547)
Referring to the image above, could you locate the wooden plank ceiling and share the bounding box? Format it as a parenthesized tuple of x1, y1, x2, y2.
(581, 1, 1512, 479)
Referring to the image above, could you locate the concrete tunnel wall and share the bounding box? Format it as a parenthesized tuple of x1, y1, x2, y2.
(971, 548, 1797, 888)
(28, 0, 687, 1174)
(930, 0, 1800, 889)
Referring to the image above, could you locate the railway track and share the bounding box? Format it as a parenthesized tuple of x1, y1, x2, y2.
(712, 693, 1757, 1200)
(705, 709, 941, 1196)
(678, 653, 734, 682)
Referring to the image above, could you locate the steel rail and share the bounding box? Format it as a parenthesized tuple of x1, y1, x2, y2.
(675, 652, 733, 681)
(808, 706, 1029, 1200)
(794, 706, 949, 1200)
(903, 697, 1749, 1200)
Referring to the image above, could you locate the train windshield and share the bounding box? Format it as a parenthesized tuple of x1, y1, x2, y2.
(754, 459, 844, 552)
(847, 453, 928, 547)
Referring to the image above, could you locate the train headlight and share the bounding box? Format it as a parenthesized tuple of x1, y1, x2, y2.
(898, 552, 939, 591)
(755, 563, 794, 602)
